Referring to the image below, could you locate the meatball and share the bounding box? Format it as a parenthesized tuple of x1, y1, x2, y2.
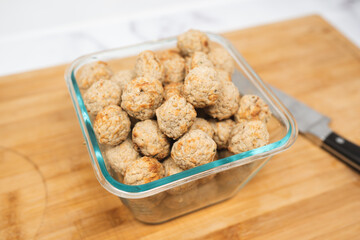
(171, 130, 217, 170)
(156, 94, 196, 139)
(234, 95, 271, 123)
(121, 77, 164, 120)
(77, 61, 113, 89)
(163, 157, 198, 195)
(83, 79, 121, 116)
(228, 120, 270, 154)
(185, 51, 213, 75)
(105, 138, 139, 175)
(183, 66, 221, 108)
(111, 69, 134, 91)
(164, 82, 183, 100)
(124, 156, 165, 185)
(158, 49, 185, 83)
(205, 80, 240, 120)
(177, 29, 210, 56)
(189, 118, 214, 138)
(208, 47, 235, 74)
(216, 69, 232, 82)
(94, 105, 131, 146)
(132, 120, 170, 160)
(163, 186, 198, 210)
(210, 119, 235, 149)
(134, 50, 165, 82)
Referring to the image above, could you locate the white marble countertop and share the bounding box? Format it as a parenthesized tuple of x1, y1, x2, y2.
(0, 0, 359, 76)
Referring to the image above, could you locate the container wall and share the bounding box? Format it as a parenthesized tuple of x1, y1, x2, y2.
(65, 33, 296, 223)
(121, 157, 269, 223)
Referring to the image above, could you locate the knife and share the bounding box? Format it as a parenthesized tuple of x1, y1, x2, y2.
(233, 71, 360, 172)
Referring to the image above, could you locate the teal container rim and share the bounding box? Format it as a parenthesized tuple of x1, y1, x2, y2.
(65, 33, 298, 198)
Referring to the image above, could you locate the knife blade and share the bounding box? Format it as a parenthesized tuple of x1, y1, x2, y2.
(233, 71, 360, 172)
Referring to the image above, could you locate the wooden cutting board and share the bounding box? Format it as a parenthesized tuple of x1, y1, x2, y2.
(1, 15, 359, 240)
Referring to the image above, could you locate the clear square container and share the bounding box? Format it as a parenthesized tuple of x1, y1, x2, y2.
(65, 33, 298, 224)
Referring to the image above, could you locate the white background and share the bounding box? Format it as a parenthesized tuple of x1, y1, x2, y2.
(0, 0, 359, 76)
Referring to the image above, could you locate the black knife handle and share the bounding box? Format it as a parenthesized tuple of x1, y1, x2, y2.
(322, 132, 360, 172)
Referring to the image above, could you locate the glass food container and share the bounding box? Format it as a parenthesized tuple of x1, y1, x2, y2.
(65, 33, 298, 224)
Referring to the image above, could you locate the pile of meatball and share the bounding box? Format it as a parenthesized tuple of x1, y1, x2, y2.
(79, 30, 271, 187)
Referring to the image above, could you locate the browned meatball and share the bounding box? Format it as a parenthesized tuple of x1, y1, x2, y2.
(210, 119, 235, 149)
(83, 79, 121, 116)
(228, 120, 269, 154)
(234, 95, 271, 123)
(189, 117, 214, 138)
(105, 138, 139, 176)
(216, 69, 232, 82)
(134, 50, 165, 82)
(208, 46, 235, 74)
(132, 120, 170, 160)
(78, 61, 113, 89)
(121, 77, 164, 120)
(158, 49, 185, 83)
(156, 94, 197, 139)
(205, 80, 240, 120)
(111, 69, 135, 91)
(164, 82, 184, 100)
(177, 29, 210, 56)
(171, 130, 217, 169)
(183, 66, 221, 108)
(94, 105, 131, 146)
(185, 51, 213, 75)
(124, 157, 165, 185)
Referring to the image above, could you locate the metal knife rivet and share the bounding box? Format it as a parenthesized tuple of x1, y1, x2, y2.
(336, 137, 345, 144)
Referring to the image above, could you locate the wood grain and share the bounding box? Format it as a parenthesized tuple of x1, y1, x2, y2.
(1, 15, 360, 240)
